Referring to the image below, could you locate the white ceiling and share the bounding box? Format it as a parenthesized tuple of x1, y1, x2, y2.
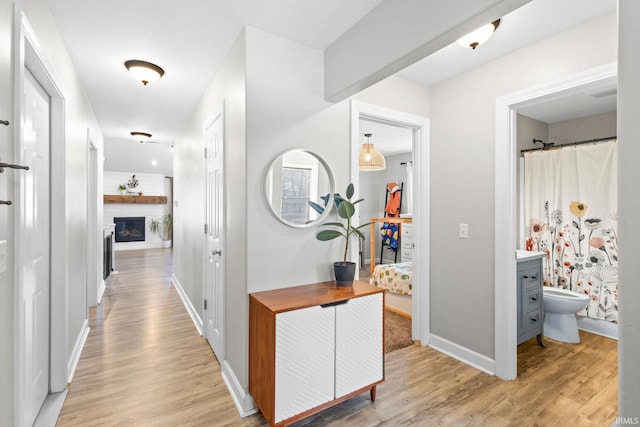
(47, 0, 617, 173)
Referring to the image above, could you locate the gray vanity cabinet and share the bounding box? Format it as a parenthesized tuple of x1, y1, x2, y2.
(517, 257, 545, 346)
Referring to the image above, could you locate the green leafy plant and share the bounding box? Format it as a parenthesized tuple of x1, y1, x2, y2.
(149, 211, 173, 241)
(118, 184, 127, 191)
(311, 183, 370, 263)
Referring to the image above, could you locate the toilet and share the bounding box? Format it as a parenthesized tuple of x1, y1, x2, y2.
(543, 287, 590, 343)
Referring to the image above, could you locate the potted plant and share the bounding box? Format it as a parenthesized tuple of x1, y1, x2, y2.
(126, 174, 139, 194)
(149, 211, 173, 247)
(118, 184, 127, 195)
(311, 183, 370, 286)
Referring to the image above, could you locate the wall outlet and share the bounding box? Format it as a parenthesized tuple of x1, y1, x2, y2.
(459, 223, 469, 239)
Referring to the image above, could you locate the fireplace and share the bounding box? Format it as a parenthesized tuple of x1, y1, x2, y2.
(114, 217, 146, 242)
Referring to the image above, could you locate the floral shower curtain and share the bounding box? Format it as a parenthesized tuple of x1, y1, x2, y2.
(523, 140, 618, 323)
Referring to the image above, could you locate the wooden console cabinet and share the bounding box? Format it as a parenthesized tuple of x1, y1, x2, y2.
(249, 281, 385, 427)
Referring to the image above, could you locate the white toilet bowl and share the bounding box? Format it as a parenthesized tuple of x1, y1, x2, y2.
(543, 287, 590, 343)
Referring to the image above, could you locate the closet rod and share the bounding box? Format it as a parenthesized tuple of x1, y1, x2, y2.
(521, 135, 617, 153)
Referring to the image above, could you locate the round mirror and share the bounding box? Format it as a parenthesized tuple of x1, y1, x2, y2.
(265, 149, 335, 228)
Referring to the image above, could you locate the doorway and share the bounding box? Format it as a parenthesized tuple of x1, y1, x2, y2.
(494, 62, 617, 380)
(350, 100, 430, 344)
(204, 104, 225, 361)
(14, 10, 69, 426)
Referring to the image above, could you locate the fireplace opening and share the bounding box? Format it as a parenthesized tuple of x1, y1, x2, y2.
(114, 217, 146, 242)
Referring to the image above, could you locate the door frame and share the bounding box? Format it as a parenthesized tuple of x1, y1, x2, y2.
(350, 100, 430, 344)
(86, 130, 101, 307)
(13, 9, 68, 426)
(203, 102, 225, 360)
(494, 62, 617, 380)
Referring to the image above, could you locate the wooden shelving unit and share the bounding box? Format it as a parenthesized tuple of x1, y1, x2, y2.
(103, 195, 167, 204)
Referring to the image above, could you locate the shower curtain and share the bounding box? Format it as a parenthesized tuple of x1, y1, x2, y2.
(523, 140, 618, 323)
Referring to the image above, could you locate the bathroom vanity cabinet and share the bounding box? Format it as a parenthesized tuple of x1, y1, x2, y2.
(517, 253, 545, 346)
(249, 281, 384, 427)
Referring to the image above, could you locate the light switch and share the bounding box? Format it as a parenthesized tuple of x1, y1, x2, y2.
(0, 240, 7, 273)
(459, 223, 469, 239)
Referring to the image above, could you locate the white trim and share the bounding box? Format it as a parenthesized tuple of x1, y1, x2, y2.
(494, 62, 617, 380)
(32, 390, 68, 427)
(350, 100, 430, 345)
(429, 334, 495, 375)
(221, 360, 257, 418)
(577, 316, 619, 340)
(14, 9, 68, 426)
(97, 280, 106, 304)
(171, 273, 203, 335)
(86, 130, 99, 308)
(67, 320, 90, 383)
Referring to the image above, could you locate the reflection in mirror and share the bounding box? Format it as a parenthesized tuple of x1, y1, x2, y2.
(265, 150, 334, 228)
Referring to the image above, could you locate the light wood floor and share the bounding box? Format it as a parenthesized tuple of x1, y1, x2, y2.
(57, 249, 618, 426)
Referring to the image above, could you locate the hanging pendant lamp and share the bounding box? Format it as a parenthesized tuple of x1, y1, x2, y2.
(359, 133, 386, 171)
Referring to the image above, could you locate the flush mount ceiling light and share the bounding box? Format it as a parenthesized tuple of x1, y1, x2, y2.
(456, 19, 500, 50)
(358, 133, 386, 171)
(130, 131, 152, 143)
(124, 60, 165, 85)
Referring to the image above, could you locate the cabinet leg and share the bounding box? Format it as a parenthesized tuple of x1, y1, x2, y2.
(537, 333, 546, 347)
(370, 385, 377, 402)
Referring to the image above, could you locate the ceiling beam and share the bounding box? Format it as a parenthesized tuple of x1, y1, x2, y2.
(324, 0, 531, 102)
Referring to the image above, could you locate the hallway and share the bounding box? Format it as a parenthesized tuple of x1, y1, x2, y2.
(56, 249, 258, 426)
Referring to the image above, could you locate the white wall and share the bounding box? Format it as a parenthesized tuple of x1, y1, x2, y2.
(172, 25, 429, 414)
(172, 27, 247, 408)
(549, 111, 616, 143)
(103, 172, 171, 250)
(429, 12, 616, 358)
(0, 0, 104, 424)
(618, 0, 640, 419)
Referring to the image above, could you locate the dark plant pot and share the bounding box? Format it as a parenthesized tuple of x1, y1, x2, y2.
(334, 261, 356, 286)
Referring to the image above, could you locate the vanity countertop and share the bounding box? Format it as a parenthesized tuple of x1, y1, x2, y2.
(516, 250, 546, 262)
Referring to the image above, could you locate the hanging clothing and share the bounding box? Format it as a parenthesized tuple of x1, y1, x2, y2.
(380, 222, 399, 250)
(385, 182, 401, 217)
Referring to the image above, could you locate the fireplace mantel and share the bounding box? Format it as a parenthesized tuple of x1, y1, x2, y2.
(103, 195, 167, 204)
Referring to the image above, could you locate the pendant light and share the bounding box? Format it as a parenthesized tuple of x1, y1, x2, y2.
(359, 133, 386, 171)
(456, 19, 501, 50)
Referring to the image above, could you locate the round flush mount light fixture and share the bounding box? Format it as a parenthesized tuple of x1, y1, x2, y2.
(130, 131, 152, 143)
(456, 19, 500, 50)
(124, 60, 165, 85)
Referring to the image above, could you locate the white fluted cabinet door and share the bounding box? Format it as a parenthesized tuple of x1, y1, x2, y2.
(335, 293, 384, 398)
(275, 305, 335, 423)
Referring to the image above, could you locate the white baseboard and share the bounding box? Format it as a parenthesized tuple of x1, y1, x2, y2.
(67, 320, 90, 383)
(33, 390, 68, 427)
(577, 315, 619, 340)
(429, 333, 495, 376)
(171, 273, 203, 335)
(221, 360, 257, 418)
(97, 280, 106, 304)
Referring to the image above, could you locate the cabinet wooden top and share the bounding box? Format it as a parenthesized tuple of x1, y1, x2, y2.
(250, 281, 383, 314)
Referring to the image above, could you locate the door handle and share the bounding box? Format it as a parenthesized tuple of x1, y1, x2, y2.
(0, 162, 30, 172)
(212, 249, 222, 256)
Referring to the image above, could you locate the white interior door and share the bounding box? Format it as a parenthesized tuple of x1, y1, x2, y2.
(204, 109, 225, 360)
(21, 69, 51, 426)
